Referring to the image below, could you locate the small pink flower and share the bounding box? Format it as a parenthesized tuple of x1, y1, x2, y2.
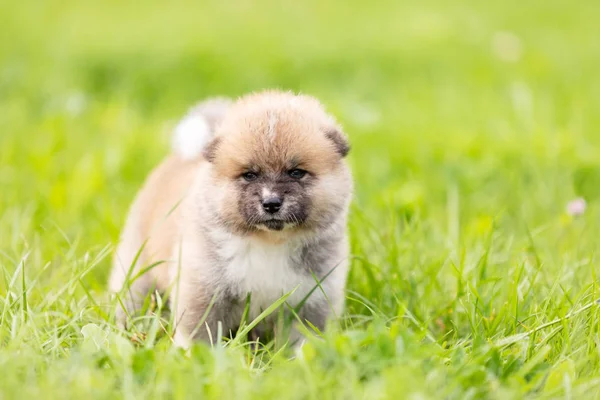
(566, 198, 587, 216)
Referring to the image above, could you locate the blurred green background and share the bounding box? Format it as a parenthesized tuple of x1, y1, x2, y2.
(2, 0, 600, 398)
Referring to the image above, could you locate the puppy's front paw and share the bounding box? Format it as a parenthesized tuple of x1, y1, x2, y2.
(173, 330, 193, 349)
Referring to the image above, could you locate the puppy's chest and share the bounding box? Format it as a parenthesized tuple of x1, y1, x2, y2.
(216, 238, 312, 312)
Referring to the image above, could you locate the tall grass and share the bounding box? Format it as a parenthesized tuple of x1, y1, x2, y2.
(2, 0, 600, 398)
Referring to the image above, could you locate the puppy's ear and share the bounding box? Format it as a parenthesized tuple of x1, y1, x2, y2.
(203, 137, 221, 162)
(325, 128, 350, 158)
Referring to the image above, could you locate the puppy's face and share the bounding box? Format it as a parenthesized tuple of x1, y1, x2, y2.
(202, 92, 352, 237)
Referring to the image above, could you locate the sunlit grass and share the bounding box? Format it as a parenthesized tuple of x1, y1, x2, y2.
(2, 0, 600, 398)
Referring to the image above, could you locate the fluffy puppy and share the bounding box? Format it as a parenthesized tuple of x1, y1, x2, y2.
(109, 90, 353, 347)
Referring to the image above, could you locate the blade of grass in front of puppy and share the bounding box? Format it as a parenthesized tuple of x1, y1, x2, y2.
(284, 268, 336, 333)
(136, 291, 166, 348)
(129, 260, 166, 286)
(235, 293, 253, 343)
(284, 306, 312, 339)
(120, 239, 149, 300)
(228, 291, 294, 347)
(293, 263, 338, 315)
(240, 292, 252, 328)
(187, 292, 219, 344)
(109, 239, 151, 327)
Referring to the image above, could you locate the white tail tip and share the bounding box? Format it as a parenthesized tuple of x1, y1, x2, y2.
(172, 114, 211, 160)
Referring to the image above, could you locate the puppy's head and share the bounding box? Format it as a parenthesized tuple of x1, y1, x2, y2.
(201, 91, 352, 238)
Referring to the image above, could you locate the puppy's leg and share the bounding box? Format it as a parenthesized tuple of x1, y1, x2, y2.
(285, 270, 346, 351)
(171, 277, 240, 348)
(272, 301, 329, 353)
(109, 237, 153, 328)
(113, 278, 157, 329)
(299, 304, 329, 343)
(171, 279, 214, 347)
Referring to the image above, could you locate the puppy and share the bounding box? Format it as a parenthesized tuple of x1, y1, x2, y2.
(109, 90, 353, 348)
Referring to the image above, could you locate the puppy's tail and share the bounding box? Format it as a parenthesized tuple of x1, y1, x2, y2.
(172, 97, 232, 160)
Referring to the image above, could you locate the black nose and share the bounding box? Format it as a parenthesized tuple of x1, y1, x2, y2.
(262, 197, 282, 214)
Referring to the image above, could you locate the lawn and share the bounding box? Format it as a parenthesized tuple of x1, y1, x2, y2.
(2, 0, 600, 398)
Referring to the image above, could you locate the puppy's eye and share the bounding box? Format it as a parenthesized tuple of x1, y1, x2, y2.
(288, 169, 307, 179)
(242, 171, 259, 181)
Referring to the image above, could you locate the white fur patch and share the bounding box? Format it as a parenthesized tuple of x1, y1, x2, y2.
(261, 187, 273, 198)
(172, 114, 212, 160)
(216, 234, 318, 317)
(267, 112, 277, 141)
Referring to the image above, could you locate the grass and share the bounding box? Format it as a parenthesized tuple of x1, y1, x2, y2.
(2, 0, 600, 398)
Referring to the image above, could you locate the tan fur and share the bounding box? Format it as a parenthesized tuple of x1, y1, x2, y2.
(110, 90, 352, 346)
(108, 156, 200, 303)
(213, 91, 343, 177)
